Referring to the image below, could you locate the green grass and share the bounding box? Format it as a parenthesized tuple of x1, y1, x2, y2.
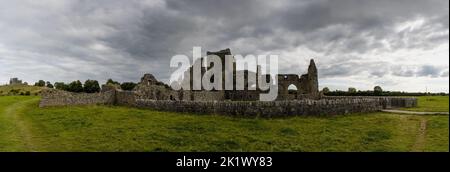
(0, 96, 448, 152)
(0, 85, 43, 96)
(423, 116, 449, 151)
(402, 96, 449, 112)
(0, 96, 38, 151)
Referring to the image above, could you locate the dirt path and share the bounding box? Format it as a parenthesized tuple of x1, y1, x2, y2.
(3, 99, 38, 151)
(381, 109, 449, 115)
(412, 117, 427, 152)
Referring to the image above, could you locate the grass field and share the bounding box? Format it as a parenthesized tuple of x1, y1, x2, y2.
(0, 96, 448, 152)
(402, 96, 449, 112)
(0, 85, 43, 96)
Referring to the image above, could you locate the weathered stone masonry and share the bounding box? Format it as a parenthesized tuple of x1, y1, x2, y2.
(323, 96, 418, 109)
(38, 48, 418, 117)
(133, 98, 400, 117)
(39, 88, 115, 107)
(39, 84, 418, 117)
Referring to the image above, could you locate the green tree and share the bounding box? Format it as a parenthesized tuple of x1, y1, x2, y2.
(322, 87, 330, 94)
(106, 79, 120, 86)
(374, 86, 383, 96)
(348, 87, 357, 93)
(54, 82, 68, 90)
(46, 81, 54, 89)
(34, 80, 46, 87)
(67, 80, 84, 93)
(84, 80, 100, 93)
(120, 82, 137, 91)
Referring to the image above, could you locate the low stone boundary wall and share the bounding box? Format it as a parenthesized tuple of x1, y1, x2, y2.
(134, 98, 385, 117)
(322, 96, 417, 108)
(39, 89, 418, 117)
(39, 89, 115, 107)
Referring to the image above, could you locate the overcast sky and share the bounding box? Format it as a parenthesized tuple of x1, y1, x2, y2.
(0, 0, 448, 92)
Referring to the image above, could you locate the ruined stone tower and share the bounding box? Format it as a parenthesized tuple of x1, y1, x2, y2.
(307, 59, 319, 94)
(278, 59, 319, 100)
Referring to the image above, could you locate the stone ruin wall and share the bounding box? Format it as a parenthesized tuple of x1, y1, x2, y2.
(323, 96, 418, 109)
(226, 90, 260, 101)
(39, 87, 418, 117)
(38, 71, 418, 116)
(39, 88, 115, 107)
(37, 50, 418, 116)
(115, 90, 136, 106)
(134, 98, 383, 117)
(131, 96, 417, 117)
(189, 91, 225, 101)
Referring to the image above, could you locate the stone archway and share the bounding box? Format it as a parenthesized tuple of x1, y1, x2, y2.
(287, 84, 298, 94)
(277, 74, 302, 98)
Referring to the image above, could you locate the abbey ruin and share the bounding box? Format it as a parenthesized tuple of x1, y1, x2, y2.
(39, 48, 418, 117)
(132, 48, 320, 102)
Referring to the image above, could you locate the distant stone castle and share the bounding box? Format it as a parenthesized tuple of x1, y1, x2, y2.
(9, 78, 23, 85)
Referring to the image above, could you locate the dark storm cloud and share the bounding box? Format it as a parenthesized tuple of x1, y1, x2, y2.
(273, 0, 449, 54)
(390, 65, 449, 78)
(319, 61, 448, 79)
(0, 0, 448, 90)
(318, 61, 391, 78)
(417, 65, 445, 78)
(391, 66, 416, 77)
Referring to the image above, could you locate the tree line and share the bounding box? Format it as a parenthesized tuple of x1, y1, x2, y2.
(34, 79, 137, 93)
(32, 81, 449, 96)
(322, 86, 448, 96)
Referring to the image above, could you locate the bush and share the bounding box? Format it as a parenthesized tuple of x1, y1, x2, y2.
(9, 89, 20, 95)
(25, 91, 31, 96)
(120, 82, 137, 91)
(84, 80, 100, 93)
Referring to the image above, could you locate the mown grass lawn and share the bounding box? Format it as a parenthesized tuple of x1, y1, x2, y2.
(402, 96, 449, 112)
(0, 96, 448, 152)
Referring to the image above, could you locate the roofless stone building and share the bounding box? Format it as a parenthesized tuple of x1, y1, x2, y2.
(169, 48, 320, 101)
